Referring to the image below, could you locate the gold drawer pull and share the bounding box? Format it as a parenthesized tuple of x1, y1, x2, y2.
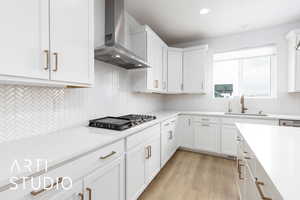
(53, 52, 59, 72)
(145, 146, 151, 159)
(43, 50, 50, 70)
(168, 131, 173, 140)
(201, 118, 210, 121)
(86, 187, 92, 200)
(237, 159, 244, 180)
(164, 123, 170, 126)
(255, 179, 272, 200)
(31, 177, 63, 196)
(244, 156, 251, 160)
(100, 151, 116, 160)
(78, 193, 84, 200)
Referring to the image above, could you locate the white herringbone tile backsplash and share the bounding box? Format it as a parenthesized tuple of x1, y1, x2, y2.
(0, 85, 88, 143)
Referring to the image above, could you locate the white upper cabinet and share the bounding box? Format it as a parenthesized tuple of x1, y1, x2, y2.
(131, 26, 166, 93)
(146, 27, 164, 91)
(287, 30, 300, 92)
(50, 0, 94, 84)
(0, 0, 50, 80)
(0, 0, 94, 87)
(167, 48, 183, 93)
(162, 46, 168, 92)
(183, 46, 208, 93)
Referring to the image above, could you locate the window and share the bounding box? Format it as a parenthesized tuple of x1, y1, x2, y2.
(213, 46, 277, 98)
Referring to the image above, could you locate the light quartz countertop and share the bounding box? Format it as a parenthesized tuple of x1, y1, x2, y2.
(0, 111, 178, 191)
(236, 123, 300, 200)
(1, 110, 300, 191)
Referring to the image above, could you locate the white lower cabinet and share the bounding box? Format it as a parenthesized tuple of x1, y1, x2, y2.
(193, 122, 220, 153)
(48, 181, 84, 200)
(84, 156, 125, 200)
(177, 115, 194, 149)
(126, 124, 161, 200)
(244, 165, 261, 200)
(145, 137, 161, 183)
(126, 145, 146, 200)
(221, 125, 238, 156)
(237, 133, 283, 200)
(161, 118, 177, 167)
(176, 115, 278, 157)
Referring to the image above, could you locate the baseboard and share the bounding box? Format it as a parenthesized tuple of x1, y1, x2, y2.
(178, 147, 236, 160)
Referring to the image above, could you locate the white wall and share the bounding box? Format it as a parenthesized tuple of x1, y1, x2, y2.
(164, 21, 300, 115)
(0, 61, 163, 143)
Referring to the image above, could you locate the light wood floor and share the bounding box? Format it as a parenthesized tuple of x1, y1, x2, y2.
(138, 150, 239, 200)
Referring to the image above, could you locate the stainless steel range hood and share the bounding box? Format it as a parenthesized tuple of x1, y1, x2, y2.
(95, 0, 150, 69)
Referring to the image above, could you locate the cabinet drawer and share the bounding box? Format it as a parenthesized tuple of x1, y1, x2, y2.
(0, 140, 125, 200)
(162, 117, 177, 132)
(222, 117, 278, 126)
(193, 116, 219, 123)
(127, 124, 161, 150)
(255, 160, 283, 200)
(243, 141, 256, 175)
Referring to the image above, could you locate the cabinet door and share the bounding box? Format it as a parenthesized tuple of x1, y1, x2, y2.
(161, 119, 177, 166)
(50, 0, 93, 84)
(167, 48, 183, 93)
(221, 125, 238, 156)
(126, 145, 146, 200)
(169, 119, 177, 157)
(145, 137, 161, 184)
(85, 156, 125, 200)
(162, 46, 168, 92)
(146, 30, 163, 92)
(0, 0, 49, 80)
(48, 181, 84, 200)
(161, 123, 170, 166)
(177, 115, 194, 149)
(183, 48, 207, 93)
(237, 136, 246, 200)
(244, 165, 260, 200)
(194, 122, 220, 153)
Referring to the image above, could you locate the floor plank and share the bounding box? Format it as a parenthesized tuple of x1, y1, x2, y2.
(138, 150, 239, 200)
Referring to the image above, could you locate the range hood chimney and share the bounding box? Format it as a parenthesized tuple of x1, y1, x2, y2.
(94, 0, 150, 69)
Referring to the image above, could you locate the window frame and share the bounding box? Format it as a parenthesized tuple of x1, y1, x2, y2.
(212, 48, 277, 99)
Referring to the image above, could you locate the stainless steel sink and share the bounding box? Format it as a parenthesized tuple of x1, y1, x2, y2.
(224, 112, 268, 117)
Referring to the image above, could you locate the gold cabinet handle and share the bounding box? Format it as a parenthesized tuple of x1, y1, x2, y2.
(100, 151, 116, 160)
(255, 179, 272, 200)
(78, 193, 84, 200)
(86, 188, 92, 200)
(43, 50, 50, 70)
(237, 159, 244, 180)
(168, 131, 173, 140)
(31, 177, 63, 196)
(145, 146, 150, 159)
(296, 41, 300, 50)
(53, 52, 59, 72)
(153, 80, 159, 88)
(244, 156, 251, 160)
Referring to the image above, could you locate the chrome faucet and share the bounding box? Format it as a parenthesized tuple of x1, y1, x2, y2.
(240, 95, 248, 113)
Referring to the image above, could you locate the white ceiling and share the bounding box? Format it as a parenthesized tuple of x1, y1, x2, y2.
(126, 0, 300, 44)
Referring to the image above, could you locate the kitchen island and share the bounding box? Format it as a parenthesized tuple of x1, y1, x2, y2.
(236, 123, 300, 200)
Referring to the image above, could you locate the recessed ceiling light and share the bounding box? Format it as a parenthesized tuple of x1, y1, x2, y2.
(200, 8, 211, 15)
(115, 54, 121, 58)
